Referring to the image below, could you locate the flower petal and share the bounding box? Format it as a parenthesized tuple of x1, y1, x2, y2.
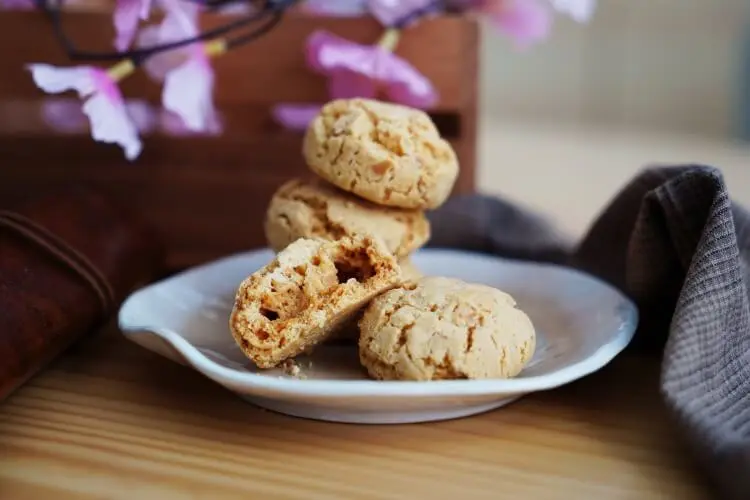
(0, 0, 35, 10)
(162, 55, 216, 132)
(214, 1, 254, 15)
(302, 0, 368, 16)
(271, 104, 321, 131)
(306, 30, 379, 76)
(490, 0, 553, 47)
(138, 0, 152, 19)
(27, 63, 96, 97)
(304, 31, 437, 108)
(381, 52, 438, 108)
(83, 72, 143, 160)
(114, 0, 144, 51)
(367, 0, 439, 27)
(138, 3, 198, 82)
(159, 0, 199, 34)
(549, 0, 596, 22)
(40, 98, 89, 134)
(41, 97, 157, 135)
(124, 99, 159, 134)
(159, 109, 223, 136)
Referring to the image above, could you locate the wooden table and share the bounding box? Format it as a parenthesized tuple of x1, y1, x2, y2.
(3, 122, 742, 499)
(0, 325, 713, 499)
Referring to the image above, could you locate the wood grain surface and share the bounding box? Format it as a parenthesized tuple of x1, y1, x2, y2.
(0, 323, 714, 500)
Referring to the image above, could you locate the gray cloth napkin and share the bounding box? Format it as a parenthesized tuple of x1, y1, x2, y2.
(427, 165, 750, 499)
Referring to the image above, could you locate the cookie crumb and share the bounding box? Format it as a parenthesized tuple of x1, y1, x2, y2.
(281, 359, 302, 377)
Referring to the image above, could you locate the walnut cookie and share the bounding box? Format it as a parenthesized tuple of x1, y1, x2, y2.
(358, 277, 536, 381)
(264, 178, 430, 259)
(302, 98, 459, 210)
(229, 235, 402, 369)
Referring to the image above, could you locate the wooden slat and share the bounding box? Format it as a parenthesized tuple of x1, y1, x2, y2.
(0, 11, 476, 111)
(0, 131, 473, 269)
(0, 98, 464, 138)
(0, 106, 470, 169)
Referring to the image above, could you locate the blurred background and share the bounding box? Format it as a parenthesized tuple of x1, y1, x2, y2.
(4, 0, 750, 247)
(482, 0, 747, 139)
(476, 0, 750, 236)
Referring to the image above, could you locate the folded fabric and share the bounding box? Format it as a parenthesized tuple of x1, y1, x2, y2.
(428, 165, 750, 500)
(0, 188, 163, 402)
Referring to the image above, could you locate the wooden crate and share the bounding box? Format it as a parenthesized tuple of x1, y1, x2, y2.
(0, 9, 479, 270)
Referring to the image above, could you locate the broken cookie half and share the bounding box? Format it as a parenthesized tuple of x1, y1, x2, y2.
(229, 235, 403, 369)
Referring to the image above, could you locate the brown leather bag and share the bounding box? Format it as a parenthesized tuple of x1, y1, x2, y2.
(0, 188, 163, 401)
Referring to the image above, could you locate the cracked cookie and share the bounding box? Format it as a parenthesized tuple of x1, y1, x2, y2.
(264, 178, 430, 259)
(358, 277, 536, 381)
(230, 235, 403, 368)
(302, 98, 459, 210)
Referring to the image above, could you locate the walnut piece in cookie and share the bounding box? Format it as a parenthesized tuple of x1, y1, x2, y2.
(230, 235, 402, 369)
(264, 178, 430, 258)
(302, 98, 459, 210)
(358, 277, 536, 381)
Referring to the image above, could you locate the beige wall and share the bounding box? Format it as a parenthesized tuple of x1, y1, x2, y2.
(479, 0, 749, 139)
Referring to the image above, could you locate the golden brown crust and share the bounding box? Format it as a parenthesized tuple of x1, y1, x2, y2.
(230, 235, 402, 368)
(264, 178, 430, 258)
(358, 277, 536, 381)
(302, 98, 459, 210)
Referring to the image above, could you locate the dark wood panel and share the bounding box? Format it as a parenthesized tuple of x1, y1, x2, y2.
(0, 134, 474, 269)
(0, 12, 475, 111)
(0, 130, 471, 178)
(0, 99, 464, 139)
(0, 9, 479, 270)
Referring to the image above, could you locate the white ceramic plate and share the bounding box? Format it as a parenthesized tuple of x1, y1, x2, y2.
(118, 248, 637, 424)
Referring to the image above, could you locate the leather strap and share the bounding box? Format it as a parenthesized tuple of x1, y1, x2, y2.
(0, 210, 115, 319)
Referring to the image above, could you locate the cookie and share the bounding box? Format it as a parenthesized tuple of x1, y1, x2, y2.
(358, 277, 536, 381)
(264, 178, 430, 259)
(230, 235, 402, 369)
(302, 98, 459, 210)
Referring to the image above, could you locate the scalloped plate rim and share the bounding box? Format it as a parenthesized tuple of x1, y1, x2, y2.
(118, 248, 638, 399)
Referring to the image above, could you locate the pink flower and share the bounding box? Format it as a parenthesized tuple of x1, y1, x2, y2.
(0, 0, 35, 10)
(27, 64, 142, 160)
(304, 0, 442, 26)
(41, 97, 157, 135)
(480, 0, 553, 47)
(159, 109, 223, 137)
(302, 0, 368, 16)
(272, 29, 437, 131)
(137, 1, 217, 133)
(214, 1, 255, 15)
(549, 0, 596, 22)
(308, 29, 437, 107)
(114, 0, 153, 51)
(467, 0, 596, 46)
(162, 51, 217, 132)
(137, 14, 194, 81)
(271, 103, 323, 131)
(40, 97, 222, 137)
(367, 0, 439, 27)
